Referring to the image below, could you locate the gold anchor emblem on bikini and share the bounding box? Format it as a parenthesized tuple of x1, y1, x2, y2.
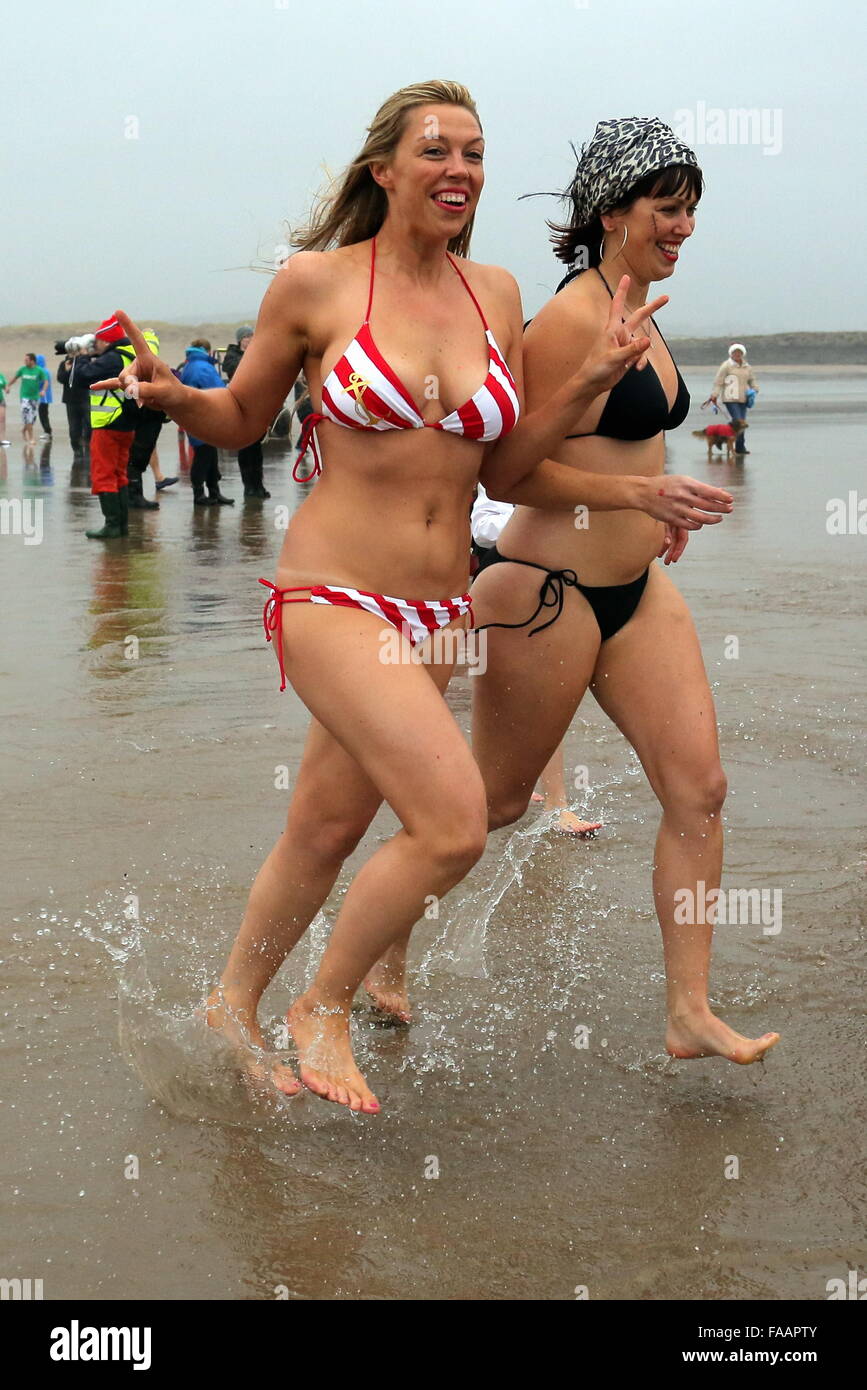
(347, 371, 382, 426)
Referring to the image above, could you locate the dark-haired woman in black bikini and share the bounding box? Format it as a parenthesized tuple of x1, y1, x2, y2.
(468, 119, 779, 1065)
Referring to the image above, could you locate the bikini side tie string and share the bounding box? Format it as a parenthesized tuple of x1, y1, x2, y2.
(259, 579, 316, 692)
(474, 559, 580, 638)
(292, 412, 325, 482)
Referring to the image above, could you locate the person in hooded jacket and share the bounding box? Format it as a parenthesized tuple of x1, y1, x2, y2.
(223, 326, 270, 500)
(35, 354, 53, 439)
(220, 325, 250, 384)
(179, 339, 234, 505)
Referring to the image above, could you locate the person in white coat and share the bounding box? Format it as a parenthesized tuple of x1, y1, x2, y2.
(710, 343, 758, 455)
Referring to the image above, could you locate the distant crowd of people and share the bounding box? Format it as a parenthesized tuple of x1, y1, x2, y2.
(0, 315, 757, 544)
(0, 321, 296, 539)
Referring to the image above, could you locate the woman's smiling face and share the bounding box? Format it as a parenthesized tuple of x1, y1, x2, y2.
(605, 179, 699, 282)
(371, 103, 485, 236)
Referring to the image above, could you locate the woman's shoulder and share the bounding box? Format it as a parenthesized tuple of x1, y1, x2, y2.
(528, 270, 603, 342)
(454, 257, 521, 307)
(266, 246, 366, 330)
(273, 247, 351, 292)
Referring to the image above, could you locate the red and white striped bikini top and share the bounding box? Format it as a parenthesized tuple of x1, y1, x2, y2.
(293, 237, 520, 480)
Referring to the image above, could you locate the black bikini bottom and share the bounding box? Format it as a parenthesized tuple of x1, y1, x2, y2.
(474, 546, 649, 643)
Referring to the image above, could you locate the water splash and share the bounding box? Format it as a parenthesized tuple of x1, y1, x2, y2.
(78, 894, 340, 1128)
(420, 814, 558, 980)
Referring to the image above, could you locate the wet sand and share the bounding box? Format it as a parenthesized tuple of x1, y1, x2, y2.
(1, 373, 864, 1300)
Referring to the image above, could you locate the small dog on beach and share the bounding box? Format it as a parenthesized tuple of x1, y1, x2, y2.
(692, 420, 747, 463)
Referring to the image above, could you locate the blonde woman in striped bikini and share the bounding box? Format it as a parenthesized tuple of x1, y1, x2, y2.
(105, 81, 730, 1113)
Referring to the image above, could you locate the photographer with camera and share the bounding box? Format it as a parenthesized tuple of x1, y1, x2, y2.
(56, 334, 95, 457)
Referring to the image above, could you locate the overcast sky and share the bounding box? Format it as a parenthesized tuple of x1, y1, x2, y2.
(3, 0, 862, 334)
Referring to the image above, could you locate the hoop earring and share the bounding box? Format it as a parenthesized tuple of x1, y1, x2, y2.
(599, 226, 628, 261)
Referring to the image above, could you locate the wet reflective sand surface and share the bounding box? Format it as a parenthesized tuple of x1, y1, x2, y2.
(2, 374, 864, 1300)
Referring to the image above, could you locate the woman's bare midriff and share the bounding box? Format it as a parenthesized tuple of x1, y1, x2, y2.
(276, 422, 480, 597)
(498, 433, 668, 585)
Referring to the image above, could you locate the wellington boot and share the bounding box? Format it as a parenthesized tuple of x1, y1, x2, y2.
(86, 492, 123, 540)
(128, 470, 159, 508)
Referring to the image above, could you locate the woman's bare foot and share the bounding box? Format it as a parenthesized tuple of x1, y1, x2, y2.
(287, 992, 380, 1113)
(666, 1006, 780, 1064)
(203, 986, 301, 1096)
(363, 958, 412, 1024)
(554, 808, 603, 838)
(533, 793, 602, 837)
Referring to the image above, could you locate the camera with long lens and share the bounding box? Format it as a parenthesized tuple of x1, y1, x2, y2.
(55, 333, 96, 355)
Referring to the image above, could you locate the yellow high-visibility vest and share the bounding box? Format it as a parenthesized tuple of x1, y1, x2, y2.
(89, 341, 136, 429)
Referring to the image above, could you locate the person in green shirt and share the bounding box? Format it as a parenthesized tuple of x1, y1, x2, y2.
(0, 371, 9, 446)
(10, 353, 50, 444)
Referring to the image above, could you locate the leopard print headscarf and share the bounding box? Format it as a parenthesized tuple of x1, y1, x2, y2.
(573, 117, 699, 225)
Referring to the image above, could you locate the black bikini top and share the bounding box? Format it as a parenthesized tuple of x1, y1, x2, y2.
(560, 267, 690, 442)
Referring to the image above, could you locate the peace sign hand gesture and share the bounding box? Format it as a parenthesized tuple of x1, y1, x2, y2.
(573, 275, 669, 399)
(90, 309, 187, 416)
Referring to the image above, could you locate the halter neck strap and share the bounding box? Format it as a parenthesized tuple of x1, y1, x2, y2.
(364, 237, 377, 323)
(365, 237, 488, 330)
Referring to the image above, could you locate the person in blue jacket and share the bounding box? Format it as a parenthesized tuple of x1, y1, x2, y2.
(178, 340, 234, 506)
(35, 353, 53, 439)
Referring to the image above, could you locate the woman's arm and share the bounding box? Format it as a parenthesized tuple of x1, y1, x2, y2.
(487, 455, 647, 511)
(484, 449, 728, 530)
(97, 253, 318, 449)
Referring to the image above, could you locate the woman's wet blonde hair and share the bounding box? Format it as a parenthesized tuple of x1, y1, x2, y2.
(292, 80, 482, 258)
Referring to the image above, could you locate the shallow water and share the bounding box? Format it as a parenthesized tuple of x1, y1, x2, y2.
(1, 375, 864, 1300)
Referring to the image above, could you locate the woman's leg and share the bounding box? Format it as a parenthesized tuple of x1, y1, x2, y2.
(210, 625, 461, 1039)
(206, 445, 233, 503)
(367, 564, 601, 1011)
(190, 445, 208, 501)
(589, 565, 778, 1062)
(360, 638, 462, 1021)
(209, 593, 467, 1007)
(275, 604, 487, 1111)
(470, 560, 602, 829)
(726, 400, 748, 452)
(206, 714, 386, 1089)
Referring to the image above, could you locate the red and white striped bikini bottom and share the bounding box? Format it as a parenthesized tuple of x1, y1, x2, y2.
(259, 579, 474, 691)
